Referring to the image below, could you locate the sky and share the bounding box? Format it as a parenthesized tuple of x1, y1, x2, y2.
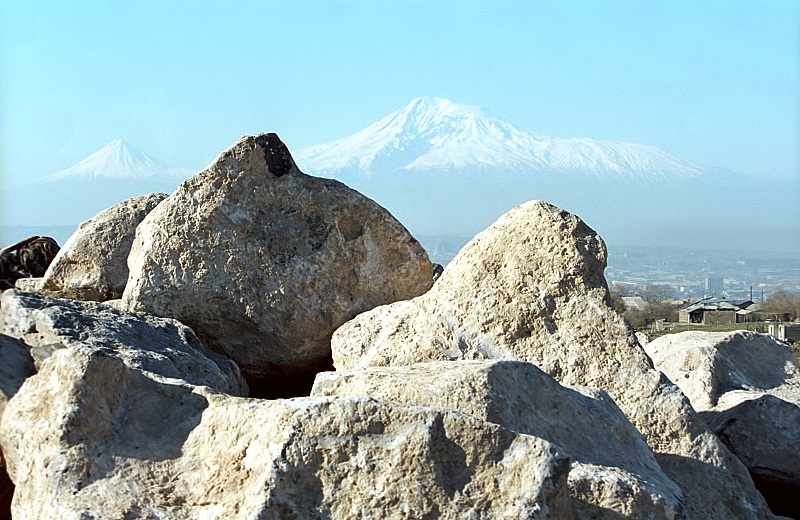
(2, 0, 798, 186)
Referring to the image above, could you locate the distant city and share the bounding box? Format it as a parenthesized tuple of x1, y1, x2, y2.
(2, 228, 797, 303)
(419, 235, 800, 302)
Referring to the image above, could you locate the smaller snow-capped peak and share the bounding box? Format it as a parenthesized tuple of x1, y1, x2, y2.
(295, 97, 704, 180)
(49, 139, 170, 181)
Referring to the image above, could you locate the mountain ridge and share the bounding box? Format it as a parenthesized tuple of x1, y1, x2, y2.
(295, 96, 704, 181)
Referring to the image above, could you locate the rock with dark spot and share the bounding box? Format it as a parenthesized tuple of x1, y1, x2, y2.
(122, 133, 433, 386)
(256, 132, 294, 177)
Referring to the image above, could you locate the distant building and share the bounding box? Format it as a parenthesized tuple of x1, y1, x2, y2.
(678, 297, 757, 325)
(704, 276, 724, 296)
(769, 323, 800, 343)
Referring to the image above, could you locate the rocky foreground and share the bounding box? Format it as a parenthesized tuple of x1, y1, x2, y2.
(0, 133, 797, 519)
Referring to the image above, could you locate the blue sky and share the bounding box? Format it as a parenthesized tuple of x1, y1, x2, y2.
(2, 1, 798, 184)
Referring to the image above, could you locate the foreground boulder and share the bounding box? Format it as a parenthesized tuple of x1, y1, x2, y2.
(0, 290, 246, 397)
(646, 331, 800, 517)
(313, 360, 682, 518)
(122, 133, 432, 385)
(40, 193, 167, 301)
(331, 200, 772, 519)
(1, 345, 574, 519)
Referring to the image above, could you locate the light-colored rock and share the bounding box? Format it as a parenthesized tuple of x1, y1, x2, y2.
(312, 360, 682, 519)
(122, 133, 433, 382)
(0, 290, 246, 396)
(0, 333, 35, 469)
(12, 278, 43, 293)
(331, 200, 772, 519)
(1, 345, 574, 519)
(644, 330, 800, 410)
(646, 331, 800, 516)
(40, 193, 167, 301)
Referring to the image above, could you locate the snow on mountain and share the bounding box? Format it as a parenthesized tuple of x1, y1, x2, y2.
(296, 97, 703, 180)
(48, 139, 172, 181)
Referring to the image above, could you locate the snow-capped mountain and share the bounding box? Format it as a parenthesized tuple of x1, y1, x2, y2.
(296, 97, 703, 180)
(48, 139, 171, 181)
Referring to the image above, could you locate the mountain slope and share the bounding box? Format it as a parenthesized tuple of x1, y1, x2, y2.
(296, 97, 703, 180)
(48, 139, 170, 181)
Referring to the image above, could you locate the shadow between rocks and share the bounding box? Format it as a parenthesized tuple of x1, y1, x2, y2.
(655, 452, 773, 518)
(749, 471, 800, 519)
(0, 469, 12, 520)
(247, 354, 335, 400)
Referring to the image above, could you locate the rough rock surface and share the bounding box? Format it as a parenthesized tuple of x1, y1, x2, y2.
(644, 331, 800, 410)
(331, 200, 772, 519)
(0, 333, 36, 518)
(0, 334, 35, 467)
(1, 345, 574, 519)
(312, 360, 682, 519)
(122, 133, 432, 382)
(646, 331, 800, 517)
(0, 290, 246, 397)
(0, 334, 35, 421)
(40, 193, 167, 301)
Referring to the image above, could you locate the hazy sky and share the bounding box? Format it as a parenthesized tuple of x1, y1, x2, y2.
(2, 0, 798, 184)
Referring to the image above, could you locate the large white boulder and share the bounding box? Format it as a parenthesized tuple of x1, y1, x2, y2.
(646, 330, 800, 517)
(40, 193, 167, 301)
(122, 133, 433, 384)
(312, 360, 683, 518)
(1, 346, 575, 519)
(331, 201, 772, 519)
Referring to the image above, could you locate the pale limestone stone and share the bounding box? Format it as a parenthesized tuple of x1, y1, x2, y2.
(40, 193, 167, 301)
(646, 330, 800, 514)
(644, 330, 800, 410)
(12, 278, 43, 293)
(331, 200, 772, 519)
(312, 360, 682, 519)
(1, 346, 574, 519)
(122, 133, 432, 382)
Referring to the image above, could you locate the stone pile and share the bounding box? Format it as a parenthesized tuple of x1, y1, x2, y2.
(0, 133, 791, 519)
(646, 331, 800, 518)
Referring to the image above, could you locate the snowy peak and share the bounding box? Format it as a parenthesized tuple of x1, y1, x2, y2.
(295, 97, 704, 180)
(390, 96, 495, 134)
(48, 139, 170, 181)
